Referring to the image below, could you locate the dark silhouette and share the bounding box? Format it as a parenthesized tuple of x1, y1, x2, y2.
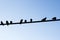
(1, 21, 4, 25)
(0, 17, 60, 26)
(6, 21, 9, 25)
(52, 17, 56, 20)
(30, 19, 33, 22)
(20, 19, 23, 24)
(10, 21, 12, 24)
(24, 20, 27, 23)
(41, 17, 47, 21)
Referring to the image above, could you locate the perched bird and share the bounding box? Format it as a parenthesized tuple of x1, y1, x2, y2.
(41, 17, 47, 21)
(52, 17, 56, 20)
(10, 21, 13, 24)
(24, 20, 27, 23)
(20, 19, 23, 24)
(1, 21, 4, 25)
(6, 21, 9, 25)
(30, 19, 33, 23)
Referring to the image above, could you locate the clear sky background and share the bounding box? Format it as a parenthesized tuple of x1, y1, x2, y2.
(0, 0, 60, 40)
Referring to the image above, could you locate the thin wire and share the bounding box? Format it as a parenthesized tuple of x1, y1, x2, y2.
(0, 17, 60, 26)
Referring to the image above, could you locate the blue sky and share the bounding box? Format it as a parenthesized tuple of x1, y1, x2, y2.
(0, 0, 60, 40)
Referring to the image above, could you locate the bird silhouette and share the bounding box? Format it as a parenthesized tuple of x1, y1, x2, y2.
(20, 19, 23, 24)
(30, 19, 33, 23)
(1, 21, 4, 25)
(41, 17, 47, 21)
(24, 20, 27, 23)
(52, 17, 56, 20)
(6, 21, 9, 25)
(10, 21, 12, 24)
